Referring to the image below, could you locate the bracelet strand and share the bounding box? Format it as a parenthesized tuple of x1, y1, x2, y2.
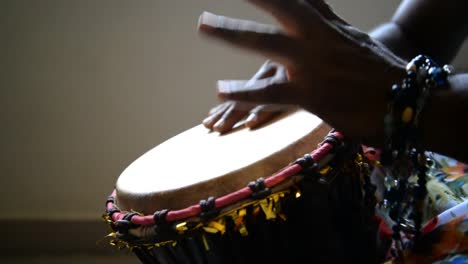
(381, 54, 453, 257)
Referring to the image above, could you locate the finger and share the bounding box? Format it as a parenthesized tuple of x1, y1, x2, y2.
(203, 110, 224, 130)
(245, 105, 283, 129)
(249, 60, 277, 80)
(213, 103, 253, 133)
(198, 12, 299, 65)
(203, 103, 230, 129)
(217, 78, 302, 105)
(247, 61, 287, 92)
(208, 101, 229, 115)
(247, 0, 325, 35)
(247, 62, 279, 89)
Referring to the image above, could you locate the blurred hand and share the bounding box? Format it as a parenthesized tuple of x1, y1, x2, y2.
(203, 60, 294, 133)
(198, 0, 407, 145)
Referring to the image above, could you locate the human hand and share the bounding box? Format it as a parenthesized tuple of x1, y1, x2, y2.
(198, 0, 407, 145)
(203, 60, 294, 133)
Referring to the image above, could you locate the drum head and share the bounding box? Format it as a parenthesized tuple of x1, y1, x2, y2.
(116, 109, 330, 214)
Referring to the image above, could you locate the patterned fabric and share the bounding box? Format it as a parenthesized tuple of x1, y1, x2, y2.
(373, 152, 468, 263)
(418, 153, 468, 263)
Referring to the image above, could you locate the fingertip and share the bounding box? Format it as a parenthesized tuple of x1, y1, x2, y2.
(216, 80, 231, 93)
(245, 113, 258, 128)
(203, 123, 213, 130)
(202, 117, 213, 129)
(203, 112, 222, 130)
(198, 11, 218, 32)
(213, 119, 227, 133)
(216, 80, 233, 101)
(247, 108, 280, 129)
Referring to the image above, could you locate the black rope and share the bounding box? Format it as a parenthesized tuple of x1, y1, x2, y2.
(106, 195, 115, 205)
(153, 209, 169, 226)
(115, 212, 140, 235)
(106, 206, 120, 218)
(248, 177, 271, 199)
(294, 153, 316, 169)
(199, 196, 219, 221)
(322, 132, 344, 153)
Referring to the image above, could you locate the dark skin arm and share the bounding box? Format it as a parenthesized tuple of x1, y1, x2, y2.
(371, 0, 468, 63)
(198, 0, 468, 163)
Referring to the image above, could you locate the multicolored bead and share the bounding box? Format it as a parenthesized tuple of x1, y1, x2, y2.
(401, 107, 413, 123)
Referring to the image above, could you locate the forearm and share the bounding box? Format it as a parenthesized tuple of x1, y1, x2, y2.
(370, 0, 468, 64)
(369, 22, 418, 62)
(421, 74, 468, 163)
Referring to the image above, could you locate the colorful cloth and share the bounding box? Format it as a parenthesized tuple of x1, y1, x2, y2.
(374, 152, 468, 263)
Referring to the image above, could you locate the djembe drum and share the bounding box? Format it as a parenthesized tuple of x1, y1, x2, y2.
(104, 109, 381, 264)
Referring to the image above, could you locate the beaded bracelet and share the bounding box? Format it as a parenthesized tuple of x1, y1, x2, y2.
(380, 55, 453, 257)
(384, 54, 453, 151)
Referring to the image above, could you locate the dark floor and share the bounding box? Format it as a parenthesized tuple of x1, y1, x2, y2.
(4, 254, 140, 264)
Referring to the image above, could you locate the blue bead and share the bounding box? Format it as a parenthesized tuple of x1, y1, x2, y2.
(429, 67, 447, 86)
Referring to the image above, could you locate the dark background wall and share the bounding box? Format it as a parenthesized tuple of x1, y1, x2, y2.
(2, 0, 466, 223)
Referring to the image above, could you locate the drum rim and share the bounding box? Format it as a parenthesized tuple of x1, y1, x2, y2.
(105, 130, 344, 227)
